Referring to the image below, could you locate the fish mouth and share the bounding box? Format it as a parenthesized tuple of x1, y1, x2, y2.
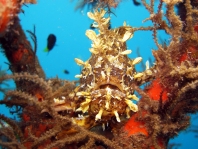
(99, 84, 120, 90)
(94, 81, 124, 92)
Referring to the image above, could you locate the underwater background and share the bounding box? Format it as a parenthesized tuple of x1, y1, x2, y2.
(0, 0, 198, 148)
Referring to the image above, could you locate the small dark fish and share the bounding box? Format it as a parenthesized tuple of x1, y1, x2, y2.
(133, 0, 141, 6)
(63, 69, 69, 74)
(44, 34, 56, 52)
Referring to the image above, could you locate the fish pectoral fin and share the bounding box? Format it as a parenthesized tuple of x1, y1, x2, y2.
(43, 47, 49, 52)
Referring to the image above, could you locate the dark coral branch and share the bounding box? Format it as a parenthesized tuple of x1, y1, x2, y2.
(0, 17, 45, 79)
(0, 114, 23, 139)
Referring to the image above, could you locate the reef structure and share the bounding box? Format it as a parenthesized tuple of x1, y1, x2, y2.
(1, 0, 198, 149)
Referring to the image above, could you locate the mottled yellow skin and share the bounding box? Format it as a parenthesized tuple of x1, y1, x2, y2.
(72, 9, 153, 123)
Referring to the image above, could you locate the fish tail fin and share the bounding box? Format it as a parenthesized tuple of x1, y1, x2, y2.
(43, 47, 49, 52)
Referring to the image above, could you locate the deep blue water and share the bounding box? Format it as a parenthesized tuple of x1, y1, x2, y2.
(0, 0, 198, 148)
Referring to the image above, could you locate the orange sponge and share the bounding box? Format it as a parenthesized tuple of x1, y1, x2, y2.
(146, 79, 168, 102)
(0, 0, 20, 36)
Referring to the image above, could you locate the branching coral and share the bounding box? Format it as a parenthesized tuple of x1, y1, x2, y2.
(0, 72, 124, 148)
(75, 0, 120, 11)
(0, 67, 9, 93)
(119, 0, 198, 148)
